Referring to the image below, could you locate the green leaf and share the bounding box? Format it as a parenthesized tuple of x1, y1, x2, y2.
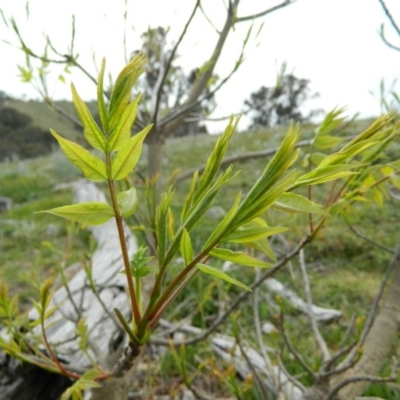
(127, 246, 154, 278)
(235, 124, 300, 224)
(193, 116, 240, 205)
(210, 248, 271, 268)
(234, 170, 298, 227)
(109, 93, 141, 152)
(314, 135, 345, 150)
(181, 170, 199, 221)
(50, 130, 107, 181)
(292, 164, 358, 188)
(205, 192, 241, 248)
(108, 53, 147, 131)
(167, 207, 175, 240)
(224, 226, 287, 243)
(274, 193, 327, 215)
(240, 218, 279, 262)
(156, 189, 173, 266)
(97, 58, 108, 132)
(197, 264, 251, 292)
(117, 187, 137, 217)
(315, 108, 345, 136)
(61, 370, 102, 400)
(37, 202, 114, 225)
(111, 124, 152, 180)
(71, 84, 106, 152)
(319, 141, 377, 167)
(180, 229, 193, 265)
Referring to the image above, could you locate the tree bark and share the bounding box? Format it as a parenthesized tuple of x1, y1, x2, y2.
(332, 253, 400, 399)
(147, 136, 164, 179)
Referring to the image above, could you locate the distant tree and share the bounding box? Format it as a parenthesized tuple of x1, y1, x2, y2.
(244, 73, 320, 128)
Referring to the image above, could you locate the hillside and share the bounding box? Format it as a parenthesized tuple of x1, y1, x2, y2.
(0, 115, 398, 398)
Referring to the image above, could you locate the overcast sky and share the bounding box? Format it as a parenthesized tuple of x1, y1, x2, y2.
(1, 0, 400, 131)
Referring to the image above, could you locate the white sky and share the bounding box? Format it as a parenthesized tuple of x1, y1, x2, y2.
(1, 0, 400, 131)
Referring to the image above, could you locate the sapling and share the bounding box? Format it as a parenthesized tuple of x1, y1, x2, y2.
(1, 55, 400, 399)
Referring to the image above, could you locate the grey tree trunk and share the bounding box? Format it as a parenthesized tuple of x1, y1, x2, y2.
(147, 137, 163, 179)
(332, 253, 400, 399)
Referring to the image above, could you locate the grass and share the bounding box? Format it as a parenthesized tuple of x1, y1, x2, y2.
(0, 116, 399, 398)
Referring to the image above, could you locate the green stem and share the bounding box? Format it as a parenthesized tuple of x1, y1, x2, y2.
(149, 268, 199, 329)
(143, 245, 214, 327)
(106, 153, 141, 324)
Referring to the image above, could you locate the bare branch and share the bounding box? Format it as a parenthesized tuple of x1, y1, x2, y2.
(347, 223, 394, 254)
(276, 355, 306, 392)
(378, 0, 400, 51)
(253, 268, 277, 393)
(299, 249, 330, 362)
(278, 313, 316, 379)
(236, 333, 271, 398)
(159, 0, 240, 137)
(152, 0, 201, 125)
(325, 374, 395, 400)
(46, 100, 83, 129)
(378, 0, 400, 39)
(236, 0, 295, 23)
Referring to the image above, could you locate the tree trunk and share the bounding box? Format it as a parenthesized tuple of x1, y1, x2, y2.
(147, 137, 163, 178)
(332, 253, 400, 399)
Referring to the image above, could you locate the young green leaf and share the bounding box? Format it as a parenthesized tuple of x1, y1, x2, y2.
(204, 192, 241, 248)
(97, 58, 108, 132)
(156, 189, 174, 266)
(181, 170, 199, 221)
(273, 193, 327, 215)
(240, 218, 278, 261)
(71, 84, 106, 151)
(319, 141, 377, 167)
(197, 264, 251, 292)
(37, 202, 114, 225)
(167, 207, 175, 240)
(111, 124, 152, 180)
(224, 225, 287, 243)
(193, 116, 240, 204)
(314, 135, 345, 150)
(291, 164, 358, 189)
(180, 229, 193, 265)
(315, 108, 345, 136)
(117, 187, 138, 217)
(109, 93, 141, 152)
(210, 248, 271, 268)
(108, 53, 147, 131)
(61, 370, 102, 400)
(235, 124, 300, 225)
(126, 246, 155, 278)
(50, 130, 108, 181)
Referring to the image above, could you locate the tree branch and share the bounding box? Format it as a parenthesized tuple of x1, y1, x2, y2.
(326, 374, 395, 400)
(236, 0, 296, 23)
(278, 313, 316, 379)
(152, 0, 201, 125)
(159, 0, 240, 138)
(347, 223, 394, 254)
(299, 249, 330, 362)
(378, 0, 400, 51)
